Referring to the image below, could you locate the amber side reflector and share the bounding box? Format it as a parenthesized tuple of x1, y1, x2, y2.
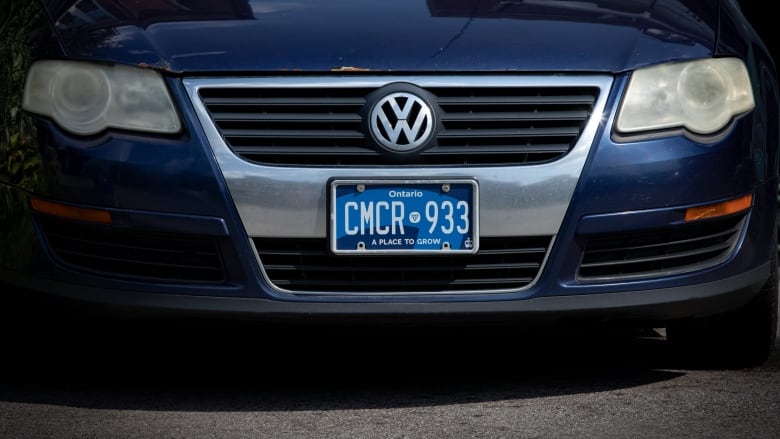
(29, 197, 112, 224)
(684, 194, 753, 222)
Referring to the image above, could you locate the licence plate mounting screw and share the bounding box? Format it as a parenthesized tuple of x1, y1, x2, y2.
(441, 184, 450, 193)
(442, 242, 451, 250)
(357, 241, 366, 250)
(356, 184, 365, 193)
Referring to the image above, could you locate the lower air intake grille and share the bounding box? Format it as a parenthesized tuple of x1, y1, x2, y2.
(254, 236, 551, 293)
(38, 218, 226, 284)
(579, 214, 746, 280)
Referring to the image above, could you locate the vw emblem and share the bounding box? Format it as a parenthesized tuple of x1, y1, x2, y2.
(369, 92, 434, 153)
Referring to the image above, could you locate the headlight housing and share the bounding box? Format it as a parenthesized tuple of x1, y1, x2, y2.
(23, 60, 181, 136)
(615, 58, 754, 137)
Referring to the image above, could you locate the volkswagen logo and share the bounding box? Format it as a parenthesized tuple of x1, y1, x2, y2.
(369, 92, 434, 153)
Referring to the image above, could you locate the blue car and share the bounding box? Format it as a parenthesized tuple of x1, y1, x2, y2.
(1, 0, 777, 366)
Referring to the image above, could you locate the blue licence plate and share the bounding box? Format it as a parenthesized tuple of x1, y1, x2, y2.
(330, 180, 479, 254)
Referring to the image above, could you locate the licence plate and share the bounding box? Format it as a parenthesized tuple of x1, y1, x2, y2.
(330, 179, 479, 254)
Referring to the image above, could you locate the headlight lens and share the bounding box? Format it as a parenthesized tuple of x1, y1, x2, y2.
(615, 58, 754, 136)
(23, 60, 181, 136)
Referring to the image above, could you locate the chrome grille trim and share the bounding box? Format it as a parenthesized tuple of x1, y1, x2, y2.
(197, 83, 599, 166)
(184, 75, 612, 241)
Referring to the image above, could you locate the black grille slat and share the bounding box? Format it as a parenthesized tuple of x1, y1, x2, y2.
(39, 218, 227, 284)
(476, 247, 549, 255)
(211, 113, 364, 123)
(426, 145, 571, 154)
(436, 95, 596, 105)
(580, 242, 734, 269)
(220, 129, 366, 139)
(45, 231, 218, 258)
(254, 236, 551, 293)
(579, 215, 745, 280)
(46, 232, 221, 267)
(235, 145, 570, 161)
(54, 248, 224, 272)
(263, 262, 540, 272)
(437, 127, 582, 138)
(201, 97, 366, 106)
(233, 146, 379, 156)
(199, 84, 599, 166)
(440, 110, 590, 122)
(583, 228, 738, 257)
(270, 278, 535, 288)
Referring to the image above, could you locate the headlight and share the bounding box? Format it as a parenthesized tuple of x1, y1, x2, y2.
(23, 60, 181, 136)
(615, 58, 754, 137)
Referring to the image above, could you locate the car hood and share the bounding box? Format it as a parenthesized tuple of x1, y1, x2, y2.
(47, 0, 719, 74)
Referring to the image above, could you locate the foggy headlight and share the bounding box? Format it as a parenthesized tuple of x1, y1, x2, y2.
(615, 58, 754, 136)
(23, 60, 181, 136)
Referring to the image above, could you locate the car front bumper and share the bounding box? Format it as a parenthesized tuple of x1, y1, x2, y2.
(1, 73, 776, 322)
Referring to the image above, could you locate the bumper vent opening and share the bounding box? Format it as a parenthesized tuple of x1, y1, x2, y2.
(578, 214, 746, 280)
(37, 217, 227, 284)
(253, 236, 552, 293)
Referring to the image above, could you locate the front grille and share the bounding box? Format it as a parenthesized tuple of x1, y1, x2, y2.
(38, 218, 226, 284)
(199, 83, 598, 166)
(578, 215, 746, 280)
(254, 236, 551, 293)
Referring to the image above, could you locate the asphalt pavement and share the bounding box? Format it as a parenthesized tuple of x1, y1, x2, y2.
(0, 287, 778, 438)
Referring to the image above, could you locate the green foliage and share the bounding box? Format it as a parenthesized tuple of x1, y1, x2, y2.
(1, 0, 44, 186)
(0, 1, 56, 267)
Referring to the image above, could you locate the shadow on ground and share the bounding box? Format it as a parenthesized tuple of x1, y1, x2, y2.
(0, 287, 776, 412)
